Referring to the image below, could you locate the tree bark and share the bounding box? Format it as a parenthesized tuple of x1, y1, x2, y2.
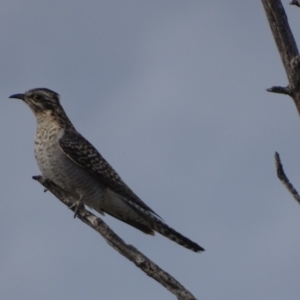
(261, 0, 300, 202)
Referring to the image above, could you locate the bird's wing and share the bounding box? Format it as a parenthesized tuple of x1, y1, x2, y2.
(59, 130, 160, 217)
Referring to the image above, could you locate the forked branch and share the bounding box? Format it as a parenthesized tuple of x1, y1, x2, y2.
(262, 0, 300, 197)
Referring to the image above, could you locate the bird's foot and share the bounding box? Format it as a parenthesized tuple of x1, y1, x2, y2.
(70, 196, 84, 218)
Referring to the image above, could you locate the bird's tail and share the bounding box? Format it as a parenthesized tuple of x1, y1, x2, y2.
(122, 196, 204, 252)
(151, 218, 205, 253)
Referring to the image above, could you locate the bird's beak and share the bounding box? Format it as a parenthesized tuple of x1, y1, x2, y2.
(9, 93, 25, 100)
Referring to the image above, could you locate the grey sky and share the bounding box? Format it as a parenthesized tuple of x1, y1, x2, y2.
(1, 1, 300, 299)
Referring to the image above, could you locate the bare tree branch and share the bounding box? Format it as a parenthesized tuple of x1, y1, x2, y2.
(290, 0, 300, 7)
(261, 0, 300, 94)
(261, 0, 300, 199)
(274, 152, 300, 205)
(32, 175, 198, 300)
(266, 86, 290, 95)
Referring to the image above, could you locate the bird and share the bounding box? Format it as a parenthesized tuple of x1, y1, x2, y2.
(9, 88, 204, 253)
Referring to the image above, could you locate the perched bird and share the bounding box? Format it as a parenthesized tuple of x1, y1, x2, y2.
(9, 88, 204, 252)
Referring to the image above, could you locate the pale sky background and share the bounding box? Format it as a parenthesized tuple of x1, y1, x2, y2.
(1, 1, 300, 300)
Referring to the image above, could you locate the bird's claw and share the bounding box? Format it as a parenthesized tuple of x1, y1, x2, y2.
(70, 199, 84, 218)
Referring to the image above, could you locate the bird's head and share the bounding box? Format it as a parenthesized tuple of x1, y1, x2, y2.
(9, 88, 61, 115)
(9, 88, 74, 129)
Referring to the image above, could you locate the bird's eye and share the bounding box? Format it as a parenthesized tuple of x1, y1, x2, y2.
(33, 94, 41, 101)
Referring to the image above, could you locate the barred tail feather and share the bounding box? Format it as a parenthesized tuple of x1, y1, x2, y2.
(123, 197, 204, 252)
(151, 219, 204, 253)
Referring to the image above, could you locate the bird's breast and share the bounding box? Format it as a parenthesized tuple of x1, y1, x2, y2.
(34, 127, 105, 206)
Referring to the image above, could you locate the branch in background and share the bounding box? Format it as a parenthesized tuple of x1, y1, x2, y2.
(261, 0, 299, 87)
(290, 0, 300, 7)
(266, 86, 290, 95)
(274, 153, 300, 205)
(32, 176, 197, 300)
(261, 0, 300, 113)
(261, 0, 300, 198)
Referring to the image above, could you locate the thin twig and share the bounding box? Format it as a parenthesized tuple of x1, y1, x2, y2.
(32, 175, 198, 300)
(274, 152, 300, 205)
(266, 86, 290, 95)
(290, 0, 300, 7)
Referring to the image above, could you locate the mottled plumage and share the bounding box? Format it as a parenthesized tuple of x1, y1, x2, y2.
(9, 88, 204, 252)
